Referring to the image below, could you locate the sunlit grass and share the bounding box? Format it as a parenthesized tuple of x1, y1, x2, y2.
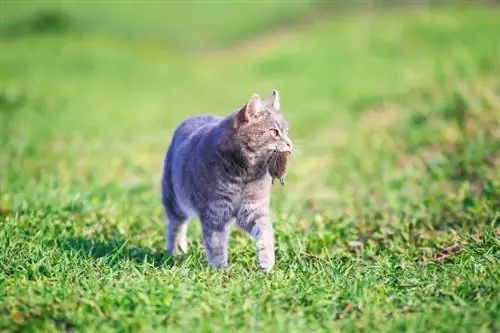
(1, 4, 499, 332)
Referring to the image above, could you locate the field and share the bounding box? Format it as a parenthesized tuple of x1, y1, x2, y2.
(1, 2, 499, 332)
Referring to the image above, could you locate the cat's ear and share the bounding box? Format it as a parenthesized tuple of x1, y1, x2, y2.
(235, 93, 261, 126)
(266, 89, 280, 111)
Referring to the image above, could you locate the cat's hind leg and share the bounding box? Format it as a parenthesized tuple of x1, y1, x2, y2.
(199, 206, 233, 269)
(162, 183, 189, 255)
(161, 153, 189, 255)
(201, 222, 229, 268)
(166, 215, 189, 255)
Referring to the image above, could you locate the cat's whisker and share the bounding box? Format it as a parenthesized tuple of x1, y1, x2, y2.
(288, 144, 305, 163)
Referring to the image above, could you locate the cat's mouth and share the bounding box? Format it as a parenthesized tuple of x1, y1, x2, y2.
(276, 141, 293, 153)
(275, 147, 292, 154)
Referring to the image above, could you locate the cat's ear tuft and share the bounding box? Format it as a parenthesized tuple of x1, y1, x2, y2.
(267, 89, 280, 111)
(235, 93, 261, 127)
(247, 93, 261, 114)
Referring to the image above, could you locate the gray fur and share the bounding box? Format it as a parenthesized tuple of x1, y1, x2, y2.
(161, 90, 293, 272)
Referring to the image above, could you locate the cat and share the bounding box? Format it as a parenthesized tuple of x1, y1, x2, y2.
(161, 89, 293, 272)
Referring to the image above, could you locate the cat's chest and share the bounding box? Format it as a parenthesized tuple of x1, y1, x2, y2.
(237, 178, 272, 203)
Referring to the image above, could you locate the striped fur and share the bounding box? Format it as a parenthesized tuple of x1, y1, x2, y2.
(161, 90, 293, 272)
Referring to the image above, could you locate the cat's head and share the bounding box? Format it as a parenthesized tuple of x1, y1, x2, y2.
(231, 89, 293, 158)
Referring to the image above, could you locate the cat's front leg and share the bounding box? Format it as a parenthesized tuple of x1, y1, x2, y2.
(252, 217, 275, 272)
(237, 207, 275, 272)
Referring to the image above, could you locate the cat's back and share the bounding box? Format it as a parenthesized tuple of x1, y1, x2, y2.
(170, 115, 222, 149)
(164, 114, 224, 216)
(171, 115, 222, 146)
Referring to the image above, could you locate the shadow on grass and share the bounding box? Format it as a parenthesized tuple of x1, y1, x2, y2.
(57, 236, 175, 268)
(1, 8, 73, 38)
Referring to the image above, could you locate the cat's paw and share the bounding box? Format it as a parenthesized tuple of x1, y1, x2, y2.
(258, 257, 275, 273)
(259, 264, 274, 273)
(207, 255, 228, 270)
(178, 239, 188, 254)
(166, 245, 188, 256)
(207, 262, 228, 272)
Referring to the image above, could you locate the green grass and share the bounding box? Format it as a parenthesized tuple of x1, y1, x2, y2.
(0, 0, 321, 51)
(1, 3, 500, 332)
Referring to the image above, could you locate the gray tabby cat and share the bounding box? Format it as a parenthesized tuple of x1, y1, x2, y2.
(161, 90, 293, 272)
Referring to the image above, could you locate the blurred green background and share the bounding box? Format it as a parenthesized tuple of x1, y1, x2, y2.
(1, 1, 499, 332)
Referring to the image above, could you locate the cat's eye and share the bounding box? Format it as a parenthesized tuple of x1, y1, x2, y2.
(270, 129, 280, 137)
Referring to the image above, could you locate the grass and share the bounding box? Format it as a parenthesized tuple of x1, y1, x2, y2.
(0, 1, 321, 51)
(1, 2, 499, 332)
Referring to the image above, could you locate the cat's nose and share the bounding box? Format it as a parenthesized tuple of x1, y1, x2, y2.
(283, 137, 293, 152)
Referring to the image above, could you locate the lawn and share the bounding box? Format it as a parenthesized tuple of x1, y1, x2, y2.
(1, 2, 499, 332)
